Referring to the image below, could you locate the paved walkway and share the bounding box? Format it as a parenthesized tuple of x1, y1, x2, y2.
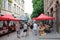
(0, 31, 60, 40)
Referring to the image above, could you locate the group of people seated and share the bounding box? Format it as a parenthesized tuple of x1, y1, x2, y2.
(38, 24, 52, 36)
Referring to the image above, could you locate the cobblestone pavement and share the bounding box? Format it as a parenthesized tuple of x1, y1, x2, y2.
(0, 31, 60, 40)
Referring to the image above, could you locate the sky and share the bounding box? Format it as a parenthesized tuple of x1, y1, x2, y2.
(24, 0, 33, 15)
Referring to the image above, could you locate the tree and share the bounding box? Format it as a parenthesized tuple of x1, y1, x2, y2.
(8, 0, 12, 3)
(31, 0, 44, 18)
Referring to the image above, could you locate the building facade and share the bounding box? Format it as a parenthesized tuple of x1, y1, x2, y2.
(44, 0, 60, 33)
(0, 0, 24, 18)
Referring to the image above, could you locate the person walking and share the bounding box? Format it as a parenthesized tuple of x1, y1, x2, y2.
(15, 21, 20, 38)
(23, 22, 28, 37)
(33, 22, 38, 36)
(27, 22, 30, 36)
(19, 22, 24, 37)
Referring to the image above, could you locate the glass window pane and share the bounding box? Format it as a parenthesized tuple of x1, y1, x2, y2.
(2, 0, 6, 9)
(14, 4, 16, 13)
(8, 2, 11, 12)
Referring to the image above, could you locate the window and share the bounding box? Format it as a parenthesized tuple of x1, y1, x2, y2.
(18, 7, 19, 14)
(15, 0, 20, 5)
(21, 0, 23, 5)
(19, 0, 20, 5)
(17, 6, 19, 14)
(22, 0, 24, 4)
(15, 0, 17, 2)
(56, 1, 59, 4)
(22, 10, 24, 14)
(15, 0, 18, 4)
(16, 0, 18, 3)
(19, 7, 20, 14)
(21, 0, 24, 6)
(50, 7, 53, 13)
(15, 0, 16, 1)
(22, 10, 23, 14)
(17, 6, 18, 13)
(2, 0, 6, 9)
(18, 0, 20, 4)
(14, 4, 16, 13)
(18, 7, 20, 14)
(47, 12, 49, 16)
(21, 9, 22, 14)
(8, 2, 11, 12)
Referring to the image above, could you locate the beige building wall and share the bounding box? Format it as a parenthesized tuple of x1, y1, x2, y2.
(1, 0, 12, 15)
(1, 0, 24, 18)
(12, 0, 24, 18)
(44, 0, 47, 14)
(44, 0, 60, 33)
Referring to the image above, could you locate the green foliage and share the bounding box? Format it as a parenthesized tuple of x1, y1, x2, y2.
(8, 0, 12, 3)
(0, 0, 2, 5)
(31, 0, 44, 18)
(0, 0, 2, 12)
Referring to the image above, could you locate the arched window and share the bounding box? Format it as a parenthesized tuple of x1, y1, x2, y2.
(56, 1, 59, 4)
(55, 1, 59, 8)
(2, 0, 6, 9)
(50, 7, 53, 13)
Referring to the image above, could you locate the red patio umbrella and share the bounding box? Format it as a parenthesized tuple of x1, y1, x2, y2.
(0, 14, 10, 20)
(36, 14, 55, 20)
(32, 18, 36, 20)
(0, 14, 20, 21)
(48, 16, 55, 20)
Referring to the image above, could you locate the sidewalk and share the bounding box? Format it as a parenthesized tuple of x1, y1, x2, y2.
(38, 33, 60, 39)
(0, 32, 17, 40)
(0, 31, 60, 40)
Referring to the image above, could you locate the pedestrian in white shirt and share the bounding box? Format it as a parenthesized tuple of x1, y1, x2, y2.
(23, 22, 28, 37)
(33, 22, 38, 36)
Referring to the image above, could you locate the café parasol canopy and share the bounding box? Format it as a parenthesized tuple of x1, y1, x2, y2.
(0, 14, 20, 21)
(32, 18, 36, 20)
(35, 14, 55, 20)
